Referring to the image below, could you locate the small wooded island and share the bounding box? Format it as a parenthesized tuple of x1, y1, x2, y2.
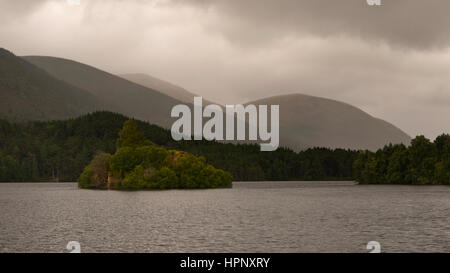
(78, 120, 233, 190)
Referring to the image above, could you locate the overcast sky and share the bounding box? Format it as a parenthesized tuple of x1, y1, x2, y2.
(1, 0, 450, 139)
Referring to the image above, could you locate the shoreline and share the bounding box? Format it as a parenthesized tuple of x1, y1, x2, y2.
(2, 181, 448, 186)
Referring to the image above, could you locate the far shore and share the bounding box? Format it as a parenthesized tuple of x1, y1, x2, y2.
(2, 181, 449, 186)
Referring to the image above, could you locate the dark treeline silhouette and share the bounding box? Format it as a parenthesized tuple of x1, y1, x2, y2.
(0, 111, 358, 182)
(353, 135, 450, 185)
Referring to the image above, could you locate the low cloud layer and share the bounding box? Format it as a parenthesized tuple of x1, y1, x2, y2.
(175, 0, 450, 50)
(1, 0, 450, 138)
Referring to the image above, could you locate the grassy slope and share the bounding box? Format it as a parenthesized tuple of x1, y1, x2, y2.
(24, 56, 185, 128)
(0, 48, 104, 121)
(120, 73, 209, 104)
(247, 94, 411, 151)
(14, 52, 410, 151)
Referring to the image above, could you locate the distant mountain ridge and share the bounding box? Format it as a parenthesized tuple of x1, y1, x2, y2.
(119, 73, 215, 105)
(118, 73, 411, 150)
(24, 56, 185, 128)
(0, 48, 412, 150)
(0, 48, 104, 121)
(246, 94, 411, 151)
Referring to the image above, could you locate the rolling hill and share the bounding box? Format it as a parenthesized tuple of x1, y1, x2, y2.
(0, 48, 104, 121)
(119, 73, 215, 105)
(246, 94, 411, 151)
(120, 73, 411, 150)
(8, 51, 410, 151)
(23, 56, 185, 128)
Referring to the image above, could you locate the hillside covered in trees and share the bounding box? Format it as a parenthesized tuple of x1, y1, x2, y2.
(0, 111, 358, 182)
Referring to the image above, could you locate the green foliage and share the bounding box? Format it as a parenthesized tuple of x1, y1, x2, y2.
(1, 108, 446, 185)
(77, 164, 92, 189)
(354, 135, 450, 185)
(78, 152, 111, 189)
(170, 153, 232, 189)
(80, 120, 233, 190)
(118, 165, 146, 189)
(0, 111, 359, 182)
(146, 167, 179, 189)
(435, 161, 450, 185)
(117, 120, 146, 148)
(109, 147, 142, 178)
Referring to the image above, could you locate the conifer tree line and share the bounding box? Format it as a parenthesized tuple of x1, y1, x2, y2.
(0, 111, 448, 184)
(353, 135, 450, 185)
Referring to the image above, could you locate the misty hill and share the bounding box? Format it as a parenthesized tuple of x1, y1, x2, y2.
(17, 53, 410, 151)
(120, 73, 215, 105)
(23, 56, 184, 128)
(122, 73, 411, 151)
(247, 94, 411, 151)
(0, 48, 103, 121)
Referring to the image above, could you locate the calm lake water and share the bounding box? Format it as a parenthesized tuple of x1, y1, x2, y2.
(0, 182, 449, 253)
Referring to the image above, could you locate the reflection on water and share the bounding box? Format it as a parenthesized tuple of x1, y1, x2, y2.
(0, 182, 449, 253)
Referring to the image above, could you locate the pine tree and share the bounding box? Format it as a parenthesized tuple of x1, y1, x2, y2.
(116, 120, 146, 148)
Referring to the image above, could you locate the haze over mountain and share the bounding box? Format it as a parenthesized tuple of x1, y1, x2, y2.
(120, 73, 215, 105)
(247, 94, 411, 151)
(0, 49, 411, 151)
(0, 48, 103, 121)
(121, 73, 411, 150)
(24, 56, 184, 128)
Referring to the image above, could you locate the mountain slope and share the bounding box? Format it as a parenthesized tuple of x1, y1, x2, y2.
(23, 56, 185, 128)
(20, 54, 410, 151)
(120, 73, 215, 105)
(0, 48, 103, 121)
(246, 94, 411, 151)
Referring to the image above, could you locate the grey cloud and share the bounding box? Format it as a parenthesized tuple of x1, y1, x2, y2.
(174, 0, 450, 50)
(425, 88, 450, 106)
(3, 0, 450, 49)
(0, 0, 48, 22)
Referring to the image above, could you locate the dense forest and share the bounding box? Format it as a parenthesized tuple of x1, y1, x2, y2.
(0, 111, 358, 182)
(1, 111, 448, 184)
(353, 135, 450, 185)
